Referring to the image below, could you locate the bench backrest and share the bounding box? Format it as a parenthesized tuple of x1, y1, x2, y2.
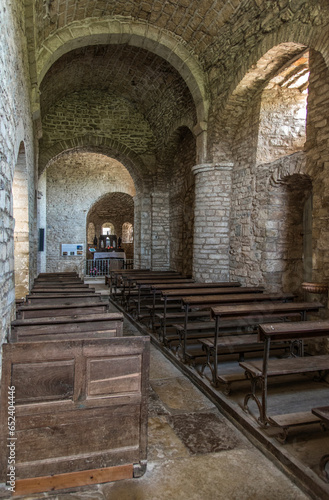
(17, 301, 109, 319)
(24, 294, 102, 305)
(11, 313, 124, 341)
(0, 336, 149, 488)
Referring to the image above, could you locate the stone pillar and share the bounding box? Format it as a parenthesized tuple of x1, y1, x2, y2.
(134, 192, 152, 269)
(151, 191, 170, 270)
(192, 162, 233, 282)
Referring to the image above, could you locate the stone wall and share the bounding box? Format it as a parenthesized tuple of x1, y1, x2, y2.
(41, 90, 156, 157)
(0, 0, 35, 359)
(306, 49, 329, 288)
(46, 152, 135, 275)
(256, 86, 307, 165)
(87, 192, 134, 261)
(169, 127, 195, 276)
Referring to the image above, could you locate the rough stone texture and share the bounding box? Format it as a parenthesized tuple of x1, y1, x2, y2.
(0, 0, 35, 359)
(169, 127, 195, 276)
(193, 164, 232, 282)
(4, 0, 329, 363)
(45, 152, 135, 274)
(87, 192, 134, 260)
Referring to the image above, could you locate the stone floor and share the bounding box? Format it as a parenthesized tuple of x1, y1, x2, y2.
(3, 280, 314, 499)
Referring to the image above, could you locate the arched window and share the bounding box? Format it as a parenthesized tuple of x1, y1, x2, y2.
(102, 222, 115, 235)
(122, 222, 133, 243)
(256, 51, 309, 165)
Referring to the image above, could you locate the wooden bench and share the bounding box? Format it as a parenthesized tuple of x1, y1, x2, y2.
(129, 278, 196, 315)
(157, 287, 266, 340)
(0, 336, 149, 495)
(17, 300, 110, 319)
(203, 302, 324, 392)
(166, 292, 294, 352)
(32, 283, 91, 292)
(10, 312, 124, 342)
(120, 272, 186, 308)
(240, 319, 329, 441)
(312, 406, 329, 482)
(24, 293, 102, 305)
(111, 271, 181, 302)
(106, 268, 150, 292)
(30, 287, 96, 295)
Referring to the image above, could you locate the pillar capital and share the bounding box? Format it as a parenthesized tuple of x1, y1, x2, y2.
(192, 162, 234, 176)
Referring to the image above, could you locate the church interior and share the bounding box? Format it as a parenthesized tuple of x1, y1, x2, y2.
(2, 0, 329, 498)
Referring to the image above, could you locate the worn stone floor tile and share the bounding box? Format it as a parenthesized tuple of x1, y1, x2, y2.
(101, 449, 311, 500)
(148, 416, 190, 461)
(148, 385, 171, 417)
(168, 411, 243, 455)
(149, 346, 182, 380)
(150, 376, 215, 412)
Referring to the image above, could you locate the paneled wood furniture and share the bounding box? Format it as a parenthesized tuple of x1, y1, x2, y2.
(10, 312, 124, 342)
(0, 336, 150, 495)
(16, 300, 109, 319)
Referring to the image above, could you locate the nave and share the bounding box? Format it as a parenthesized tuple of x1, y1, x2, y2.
(11, 279, 308, 500)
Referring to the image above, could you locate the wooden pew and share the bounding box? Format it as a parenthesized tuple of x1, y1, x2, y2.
(111, 271, 180, 302)
(106, 268, 150, 289)
(17, 300, 109, 319)
(311, 406, 329, 481)
(24, 293, 103, 306)
(0, 336, 149, 495)
(33, 281, 86, 288)
(119, 272, 184, 307)
(148, 281, 241, 327)
(240, 319, 329, 441)
(10, 313, 124, 342)
(30, 287, 96, 294)
(201, 302, 324, 391)
(156, 287, 266, 340)
(176, 292, 295, 361)
(128, 278, 196, 316)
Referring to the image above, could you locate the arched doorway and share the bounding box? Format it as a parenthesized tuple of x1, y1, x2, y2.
(12, 142, 30, 299)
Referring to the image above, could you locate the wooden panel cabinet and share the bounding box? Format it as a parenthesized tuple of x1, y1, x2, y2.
(0, 336, 149, 495)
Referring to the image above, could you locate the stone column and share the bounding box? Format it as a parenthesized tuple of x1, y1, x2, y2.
(192, 162, 233, 282)
(151, 191, 170, 270)
(133, 192, 152, 269)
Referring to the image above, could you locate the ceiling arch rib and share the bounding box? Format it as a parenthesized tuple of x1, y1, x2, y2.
(36, 19, 209, 125)
(39, 137, 147, 191)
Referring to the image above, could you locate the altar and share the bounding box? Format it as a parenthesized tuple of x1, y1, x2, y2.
(93, 251, 126, 260)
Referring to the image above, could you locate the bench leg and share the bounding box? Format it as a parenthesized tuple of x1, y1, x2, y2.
(243, 373, 268, 427)
(319, 454, 329, 482)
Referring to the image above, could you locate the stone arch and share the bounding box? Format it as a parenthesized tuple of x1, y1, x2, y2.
(37, 19, 209, 125)
(249, 153, 312, 293)
(209, 14, 329, 161)
(39, 136, 147, 192)
(12, 142, 30, 299)
(268, 152, 307, 187)
(219, 43, 308, 146)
